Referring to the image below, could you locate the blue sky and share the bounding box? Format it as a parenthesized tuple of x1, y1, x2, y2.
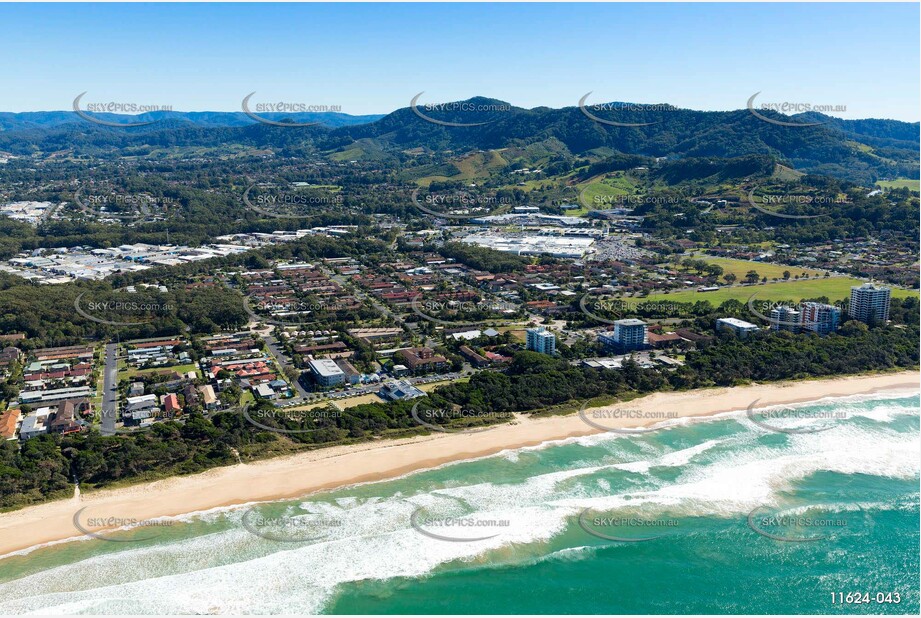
(2, 2, 918, 121)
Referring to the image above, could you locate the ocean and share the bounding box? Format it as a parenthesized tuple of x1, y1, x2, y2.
(0, 392, 918, 614)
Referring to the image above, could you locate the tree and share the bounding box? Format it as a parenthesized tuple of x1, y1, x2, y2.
(783, 270, 791, 280)
(723, 273, 737, 285)
(745, 270, 760, 284)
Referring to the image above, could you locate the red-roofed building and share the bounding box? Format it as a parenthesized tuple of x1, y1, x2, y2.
(163, 393, 180, 415)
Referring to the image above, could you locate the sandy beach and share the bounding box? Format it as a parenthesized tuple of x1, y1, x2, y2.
(1, 371, 917, 558)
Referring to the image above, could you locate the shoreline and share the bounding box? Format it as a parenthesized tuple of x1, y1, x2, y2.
(0, 371, 917, 558)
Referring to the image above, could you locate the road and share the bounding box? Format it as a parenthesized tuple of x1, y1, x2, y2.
(100, 342, 118, 436)
(262, 332, 310, 405)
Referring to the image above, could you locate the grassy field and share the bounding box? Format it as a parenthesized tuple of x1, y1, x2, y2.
(576, 173, 639, 213)
(120, 363, 201, 380)
(415, 150, 508, 186)
(772, 163, 805, 181)
(876, 179, 920, 191)
(633, 277, 916, 306)
(688, 256, 825, 281)
(418, 377, 469, 392)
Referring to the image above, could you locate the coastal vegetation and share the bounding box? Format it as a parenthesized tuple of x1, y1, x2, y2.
(1, 311, 916, 510)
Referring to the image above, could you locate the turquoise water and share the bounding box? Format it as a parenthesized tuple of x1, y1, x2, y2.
(0, 392, 918, 614)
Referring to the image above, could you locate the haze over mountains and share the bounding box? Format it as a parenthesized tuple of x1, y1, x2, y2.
(1, 97, 917, 183)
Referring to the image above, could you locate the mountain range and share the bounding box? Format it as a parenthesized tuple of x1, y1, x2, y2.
(1, 98, 917, 183)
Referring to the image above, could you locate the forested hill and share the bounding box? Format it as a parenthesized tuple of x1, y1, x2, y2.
(1, 98, 917, 182)
(0, 110, 384, 131)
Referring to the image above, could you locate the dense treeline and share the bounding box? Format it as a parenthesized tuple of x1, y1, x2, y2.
(2, 98, 917, 182)
(2, 316, 916, 509)
(0, 277, 248, 348)
(0, 234, 392, 347)
(438, 241, 533, 273)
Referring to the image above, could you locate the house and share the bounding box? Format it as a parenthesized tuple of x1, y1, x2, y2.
(182, 384, 199, 407)
(124, 394, 158, 421)
(162, 393, 181, 415)
(0, 408, 21, 440)
(19, 408, 52, 440)
(253, 383, 276, 399)
(128, 382, 145, 397)
(0, 347, 21, 369)
(125, 394, 157, 412)
(48, 399, 87, 434)
(199, 385, 218, 410)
